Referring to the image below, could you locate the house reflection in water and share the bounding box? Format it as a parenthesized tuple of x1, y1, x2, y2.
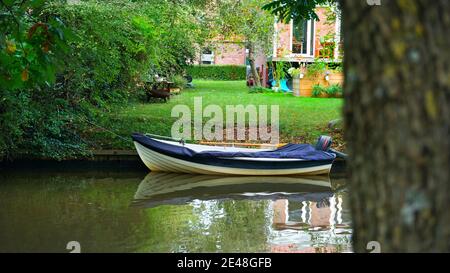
(270, 194, 352, 253)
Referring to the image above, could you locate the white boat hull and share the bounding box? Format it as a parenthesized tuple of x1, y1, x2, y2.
(134, 141, 333, 176)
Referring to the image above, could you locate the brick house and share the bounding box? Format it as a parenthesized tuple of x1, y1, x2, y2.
(197, 6, 342, 87)
(272, 6, 342, 64)
(197, 41, 267, 71)
(270, 195, 352, 253)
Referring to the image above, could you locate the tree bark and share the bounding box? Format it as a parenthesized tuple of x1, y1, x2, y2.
(341, 0, 450, 252)
(248, 43, 261, 87)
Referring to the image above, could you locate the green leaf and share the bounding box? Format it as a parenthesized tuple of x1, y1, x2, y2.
(3, 0, 15, 7)
(30, 0, 46, 9)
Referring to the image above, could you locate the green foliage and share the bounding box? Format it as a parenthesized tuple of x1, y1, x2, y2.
(0, 0, 71, 90)
(262, 0, 336, 22)
(48, 2, 148, 104)
(307, 59, 328, 79)
(0, 0, 216, 159)
(328, 62, 343, 71)
(273, 61, 287, 83)
(48, 0, 210, 102)
(334, 65, 344, 72)
(215, 0, 274, 53)
(288, 67, 302, 78)
(319, 40, 336, 59)
(0, 0, 86, 159)
(312, 84, 342, 98)
(214, 0, 274, 85)
(186, 65, 246, 81)
(312, 84, 326, 97)
(170, 75, 188, 89)
(326, 84, 343, 97)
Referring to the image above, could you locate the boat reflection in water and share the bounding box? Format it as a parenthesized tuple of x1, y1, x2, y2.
(132, 173, 352, 253)
(133, 173, 333, 208)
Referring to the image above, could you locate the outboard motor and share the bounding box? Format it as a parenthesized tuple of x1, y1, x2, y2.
(316, 135, 348, 160)
(315, 135, 333, 151)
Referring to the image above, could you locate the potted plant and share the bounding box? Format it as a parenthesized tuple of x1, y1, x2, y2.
(288, 67, 304, 97)
(297, 59, 328, 97)
(169, 75, 188, 94)
(306, 59, 328, 83)
(319, 34, 336, 59)
(272, 61, 286, 92)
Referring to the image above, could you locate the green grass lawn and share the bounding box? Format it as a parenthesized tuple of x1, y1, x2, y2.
(86, 80, 343, 150)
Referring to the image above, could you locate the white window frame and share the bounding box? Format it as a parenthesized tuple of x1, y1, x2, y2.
(289, 19, 316, 58)
(201, 50, 215, 65)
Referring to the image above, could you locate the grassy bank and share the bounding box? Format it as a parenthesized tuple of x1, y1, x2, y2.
(84, 80, 344, 151)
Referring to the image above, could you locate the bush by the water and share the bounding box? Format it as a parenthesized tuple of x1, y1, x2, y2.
(0, 0, 211, 159)
(187, 65, 246, 81)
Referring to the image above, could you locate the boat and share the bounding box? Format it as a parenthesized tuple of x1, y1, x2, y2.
(132, 173, 333, 208)
(132, 133, 342, 176)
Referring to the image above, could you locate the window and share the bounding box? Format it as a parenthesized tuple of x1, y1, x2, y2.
(201, 48, 214, 65)
(292, 20, 315, 56)
(202, 48, 213, 55)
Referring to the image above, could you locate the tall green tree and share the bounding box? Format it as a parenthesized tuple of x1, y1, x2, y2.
(216, 0, 274, 86)
(0, 0, 219, 159)
(265, 0, 450, 252)
(0, 0, 70, 89)
(0, 0, 76, 159)
(262, 0, 335, 22)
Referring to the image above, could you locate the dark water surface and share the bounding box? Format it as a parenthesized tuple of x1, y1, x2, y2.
(0, 168, 352, 253)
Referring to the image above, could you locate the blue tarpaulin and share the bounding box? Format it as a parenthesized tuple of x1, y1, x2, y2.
(196, 143, 335, 161)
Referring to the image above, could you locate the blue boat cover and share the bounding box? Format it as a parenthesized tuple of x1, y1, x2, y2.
(132, 133, 336, 161)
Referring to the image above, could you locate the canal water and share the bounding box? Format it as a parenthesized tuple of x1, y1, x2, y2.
(0, 168, 352, 253)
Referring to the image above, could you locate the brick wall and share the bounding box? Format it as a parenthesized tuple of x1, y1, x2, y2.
(214, 43, 246, 65)
(314, 7, 337, 57)
(196, 41, 267, 77)
(274, 7, 338, 59)
(275, 23, 291, 57)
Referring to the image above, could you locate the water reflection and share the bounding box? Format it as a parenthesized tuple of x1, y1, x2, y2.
(133, 173, 352, 253)
(133, 173, 333, 208)
(0, 170, 351, 253)
(270, 194, 352, 253)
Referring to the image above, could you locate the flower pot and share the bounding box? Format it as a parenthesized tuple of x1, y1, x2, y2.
(293, 78, 300, 97)
(170, 88, 181, 94)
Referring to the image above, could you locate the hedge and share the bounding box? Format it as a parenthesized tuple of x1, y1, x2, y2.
(187, 65, 246, 81)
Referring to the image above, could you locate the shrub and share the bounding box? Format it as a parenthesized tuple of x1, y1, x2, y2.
(328, 62, 343, 72)
(325, 84, 343, 97)
(312, 84, 326, 97)
(170, 75, 188, 89)
(186, 65, 246, 81)
(312, 84, 343, 98)
(274, 62, 287, 83)
(1, 0, 212, 159)
(306, 59, 328, 80)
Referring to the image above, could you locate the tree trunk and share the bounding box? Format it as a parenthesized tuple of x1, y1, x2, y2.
(248, 43, 261, 87)
(341, 1, 450, 252)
